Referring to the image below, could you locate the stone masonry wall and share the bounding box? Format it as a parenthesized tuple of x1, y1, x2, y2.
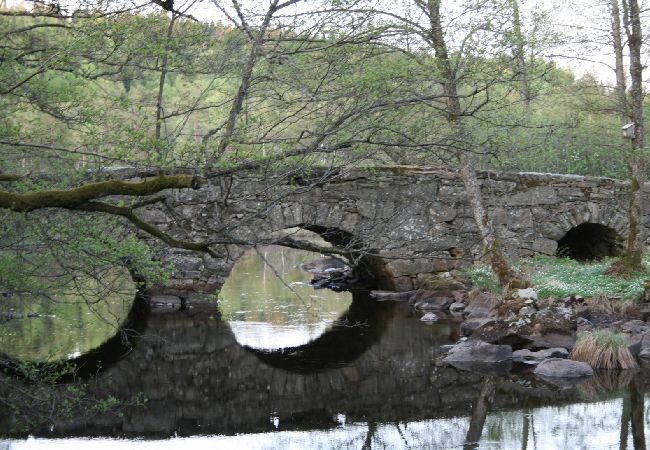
(134, 167, 643, 293)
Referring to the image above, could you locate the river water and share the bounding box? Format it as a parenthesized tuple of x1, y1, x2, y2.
(0, 246, 649, 449)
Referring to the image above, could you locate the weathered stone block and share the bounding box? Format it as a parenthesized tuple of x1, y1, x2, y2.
(508, 186, 558, 205)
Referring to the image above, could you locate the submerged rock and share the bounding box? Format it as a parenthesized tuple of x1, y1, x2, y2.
(370, 290, 416, 302)
(533, 358, 593, 378)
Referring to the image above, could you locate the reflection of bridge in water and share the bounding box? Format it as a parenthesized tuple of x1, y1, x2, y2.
(10, 296, 641, 440)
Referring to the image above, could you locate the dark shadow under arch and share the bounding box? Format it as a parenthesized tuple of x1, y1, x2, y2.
(557, 223, 623, 261)
(244, 293, 397, 373)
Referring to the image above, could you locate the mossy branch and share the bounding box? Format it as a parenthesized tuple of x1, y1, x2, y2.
(0, 174, 23, 182)
(75, 201, 217, 257)
(0, 175, 201, 212)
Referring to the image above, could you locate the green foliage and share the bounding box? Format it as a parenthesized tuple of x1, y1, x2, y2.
(526, 255, 646, 299)
(464, 254, 649, 299)
(578, 329, 629, 348)
(462, 265, 502, 294)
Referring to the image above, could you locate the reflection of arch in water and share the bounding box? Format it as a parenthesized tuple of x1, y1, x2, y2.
(0, 294, 149, 381)
(244, 294, 398, 373)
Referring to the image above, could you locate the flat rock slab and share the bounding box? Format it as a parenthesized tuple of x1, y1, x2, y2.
(534, 358, 593, 378)
(443, 340, 513, 364)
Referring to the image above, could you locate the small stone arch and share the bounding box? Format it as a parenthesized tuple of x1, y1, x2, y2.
(556, 222, 624, 261)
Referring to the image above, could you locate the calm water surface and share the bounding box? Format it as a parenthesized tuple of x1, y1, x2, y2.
(1, 246, 650, 449)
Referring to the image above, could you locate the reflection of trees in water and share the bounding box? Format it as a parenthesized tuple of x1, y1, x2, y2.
(219, 245, 352, 327)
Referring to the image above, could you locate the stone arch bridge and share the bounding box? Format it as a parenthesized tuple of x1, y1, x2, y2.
(129, 167, 644, 294)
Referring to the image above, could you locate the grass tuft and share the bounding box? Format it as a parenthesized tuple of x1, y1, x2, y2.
(570, 330, 638, 370)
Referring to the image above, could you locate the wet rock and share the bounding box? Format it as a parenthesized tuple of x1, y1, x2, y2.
(413, 289, 455, 310)
(449, 302, 465, 312)
(460, 318, 498, 337)
(534, 358, 593, 378)
(370, 290, 416, 302)
(420, 312, 439, 322)
(298, 256, 349, 275)
(513, 348, 569, 364)
(443, 340, 513, 364)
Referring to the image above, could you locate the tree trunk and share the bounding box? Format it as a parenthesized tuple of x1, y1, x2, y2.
(509, 0, 531, 106)
(610, 0, 627, 125)
(426, 0, 526, 289)
(621, 0, 645, 272)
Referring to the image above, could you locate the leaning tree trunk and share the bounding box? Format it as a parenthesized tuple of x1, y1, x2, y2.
(426, 0, 526, 289)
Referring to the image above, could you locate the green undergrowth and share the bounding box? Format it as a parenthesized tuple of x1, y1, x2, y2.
(463, 254, 650, 300)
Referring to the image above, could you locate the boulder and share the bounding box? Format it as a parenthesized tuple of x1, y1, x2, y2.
(533, 307, 576, 334)
(470, 320, 534, 348)
(534, 358, 593, 378)
(443, 340, 513, 364)
(513, 348, 569, 364)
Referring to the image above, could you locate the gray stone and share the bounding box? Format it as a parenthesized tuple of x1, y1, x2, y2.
(534, 358, 593, 378)
(513, 348, 569, 364)
(443, 340, 513, 364)
(420, 312, 439, 322)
